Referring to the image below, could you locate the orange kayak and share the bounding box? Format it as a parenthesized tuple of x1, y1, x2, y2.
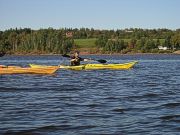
(0, 66, 59, 74)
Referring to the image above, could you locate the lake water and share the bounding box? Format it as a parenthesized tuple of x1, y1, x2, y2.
(0, 54, 180, 135)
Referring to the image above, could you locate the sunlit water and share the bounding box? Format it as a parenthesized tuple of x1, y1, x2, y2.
(0, 54, 180, 135)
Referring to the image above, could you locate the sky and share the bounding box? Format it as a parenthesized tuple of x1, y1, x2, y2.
(0, 0, 180, 30)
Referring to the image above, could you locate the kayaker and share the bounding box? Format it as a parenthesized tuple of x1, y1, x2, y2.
(70, 51, 89, 66)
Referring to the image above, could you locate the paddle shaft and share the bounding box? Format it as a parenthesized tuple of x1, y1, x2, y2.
(62, 54, 107, 63)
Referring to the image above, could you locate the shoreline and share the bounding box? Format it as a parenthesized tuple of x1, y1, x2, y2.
(3, 52, 180, 56)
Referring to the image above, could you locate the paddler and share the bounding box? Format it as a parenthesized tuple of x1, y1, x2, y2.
(70, 51, 89, 66)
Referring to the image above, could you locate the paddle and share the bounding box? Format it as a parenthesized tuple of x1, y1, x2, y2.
(0, 51, 6, 57)
(62, 54, 107, 63)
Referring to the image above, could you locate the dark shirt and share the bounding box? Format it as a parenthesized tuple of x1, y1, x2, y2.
(70, 56, 84, 66)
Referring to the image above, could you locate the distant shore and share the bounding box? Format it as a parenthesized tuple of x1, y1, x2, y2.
(4, 51, 180, 56)
(173, 50, 180, 54)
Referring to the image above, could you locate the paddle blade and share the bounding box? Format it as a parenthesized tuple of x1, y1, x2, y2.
(0, 51, 6, 57)
(62, 54, 70, 58)
(97, 59, 107, 63)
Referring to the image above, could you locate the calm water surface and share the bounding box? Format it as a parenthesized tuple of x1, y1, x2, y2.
(0, 54, 180, 135)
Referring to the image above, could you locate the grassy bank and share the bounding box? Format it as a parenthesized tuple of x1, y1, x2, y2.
(74, 38, 96, 48)
(74, 38, 165, 48)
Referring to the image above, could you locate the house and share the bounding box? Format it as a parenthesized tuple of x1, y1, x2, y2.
(158, 46, 168, 50)
(66, 32, 73, 38)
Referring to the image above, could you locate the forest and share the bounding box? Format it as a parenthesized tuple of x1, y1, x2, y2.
(0, 28, 180, 54)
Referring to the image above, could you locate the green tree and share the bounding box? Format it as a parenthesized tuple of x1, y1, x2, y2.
(95, 35, 108, 48)
(164, 36, 171, 49)
(171, 34, 180, 50)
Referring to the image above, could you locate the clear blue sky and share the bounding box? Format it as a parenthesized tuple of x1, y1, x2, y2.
(0, 0, 180, 30)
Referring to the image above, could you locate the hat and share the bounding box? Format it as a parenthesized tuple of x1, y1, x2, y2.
(74, 50, 80, 54)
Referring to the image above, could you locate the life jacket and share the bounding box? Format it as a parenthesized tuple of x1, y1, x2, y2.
(70, 56, 83, 66)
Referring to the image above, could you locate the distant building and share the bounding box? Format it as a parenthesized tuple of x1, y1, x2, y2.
(66, 32, 73, 38)
(125, 30, 133, 33)
(158, 46, 168, 50)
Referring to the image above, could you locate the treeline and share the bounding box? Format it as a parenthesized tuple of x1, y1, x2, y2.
(0, 27, 180, 54)
(66, 28, 180, 53)
(95, 28, 180, 53)
(95, 36, 173, 53)
(0, 28, 74, 54)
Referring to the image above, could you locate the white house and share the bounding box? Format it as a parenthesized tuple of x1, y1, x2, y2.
(158, 46, 168, 50)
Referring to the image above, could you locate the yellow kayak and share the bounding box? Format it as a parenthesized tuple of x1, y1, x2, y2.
(0, 66, 59, 74)
(30, 61, 138, 70)
(85, 61, 138, 70)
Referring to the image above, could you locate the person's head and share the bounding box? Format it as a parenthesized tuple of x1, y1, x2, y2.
(74, 51, 79, 57)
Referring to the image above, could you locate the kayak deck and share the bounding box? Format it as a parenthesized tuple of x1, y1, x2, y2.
(0, 66, 59, 74)
(29, 64, 59, 68)
(85, 61, 138, 70)
(59, 65, 85, 70)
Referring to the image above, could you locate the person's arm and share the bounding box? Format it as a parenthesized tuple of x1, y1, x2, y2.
(70, 59, 76, 62)
(83, 58, 91, 62)
(79, 57, 91, 62)
(70, 56, 76, 61)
